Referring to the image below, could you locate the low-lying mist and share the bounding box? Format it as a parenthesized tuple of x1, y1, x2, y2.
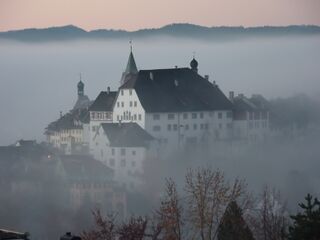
(0, 36, 320, 145)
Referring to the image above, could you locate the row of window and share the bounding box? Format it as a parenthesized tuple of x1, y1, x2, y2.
(108, 158, 136, 168)
(248, 111, 268, 120)
(153, 111, 232, 120)
(116, 100, 138, 108)
(117, 113, 142, 121)
(91, 112, 112, 120)
(98, 148, 137, 157)
(153, 122, 233, 132)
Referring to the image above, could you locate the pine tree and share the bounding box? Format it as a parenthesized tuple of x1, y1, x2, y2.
(289, 194, 320, 240)
(217, 201, 254, 240)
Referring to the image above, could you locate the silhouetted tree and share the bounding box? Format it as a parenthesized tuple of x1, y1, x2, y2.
(217, 201, 254, 240)
(117, 216, 148, 240)
(184, 167, 248, 240)
(156, 178, 183, 240)
(288, 194, 320, 240)
(249, 186, 288, 240)
(81, 209, 117, 240)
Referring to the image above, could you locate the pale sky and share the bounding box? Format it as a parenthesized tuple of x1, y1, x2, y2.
(0, 0, 320, 31)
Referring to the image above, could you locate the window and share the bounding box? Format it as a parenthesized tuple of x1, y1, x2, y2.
(117, 115, 120, 121)
(173, 124, 178, 131)
(121, 102, 124, 107)
(200, 123, 204, 129)
(91, 112, 95, 119)
(121, 148, 126, 156)
(183, 113, 188, 119)
(193, 124, 197, 130)
(249, 112, 253, 120)
(111, 148, 115, 156)
(227, 123, 233, 129)
(218, 112, 223, 119)
(255, 121, 260, 128)
(167, 124, 172, 131)
(130, 101, 133, 107)
(168, 113, 175, 120)
(227, 111, 232, 118)
(153, 114, 160, 120)
(121, 90, 124, 96)
(200, 112, 204, 119)
(185, 124, 189, 130)
(205, 123, 209, 129)
(121, 159, 126, 167)
(192, 113, 197, 119)
(132, 161, 136, 167)
(109, 158, 115, 167)
(138, 114, 142, 120)
(129, 89, 132, 95)
(132, 150, 136, 155)
(134, 114, 137, 120)
(134, 101, 137, 107)
(153, 125, 161, 131)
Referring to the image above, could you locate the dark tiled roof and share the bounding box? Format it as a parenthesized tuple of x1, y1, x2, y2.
(89, 91, 117, 112)
(101, 122, 154, 147)
(249, 94, 269, 110)
(233, 95, 269, 112)
(46, 108, 89, 132)
(233, 96, 258, 112)
(120, 68, 233, 112)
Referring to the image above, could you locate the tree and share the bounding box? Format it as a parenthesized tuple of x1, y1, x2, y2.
(249, 186, 288, 240)
(81, 209, 117, 240)
(184, 167, 248, 240)
(156, 178, 183, 240)
(288, 194, 320, 240)
(117, 216, 148, 240)
(217, 201, 254, 240)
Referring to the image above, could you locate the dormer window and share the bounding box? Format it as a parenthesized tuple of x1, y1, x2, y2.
(121, 90, 124, 96)
(129, 89, 132, 95)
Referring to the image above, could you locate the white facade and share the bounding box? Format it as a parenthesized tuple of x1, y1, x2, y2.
(112, 88, 233, 152)
(91, 125, 152, 190)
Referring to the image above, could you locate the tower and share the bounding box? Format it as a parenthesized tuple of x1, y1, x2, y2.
(77, 74, 84, 97)
(190, 57, 198, 73)
(120, 42, 138, 85)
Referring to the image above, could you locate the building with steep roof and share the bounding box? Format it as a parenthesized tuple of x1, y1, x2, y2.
(91, 122, 156, 190)
(113, 57, 234, 151)
(230, 92, 270, 141)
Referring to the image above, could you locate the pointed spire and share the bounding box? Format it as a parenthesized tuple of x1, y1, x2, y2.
(125, 40, 138, 74)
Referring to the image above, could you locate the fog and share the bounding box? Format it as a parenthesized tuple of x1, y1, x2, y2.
(0, 36, 320, 145)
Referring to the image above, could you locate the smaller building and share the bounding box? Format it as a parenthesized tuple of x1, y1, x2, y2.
(45, 79, 91, 154)
(230, 92, 270, 142)
(91, 122, 155, 190)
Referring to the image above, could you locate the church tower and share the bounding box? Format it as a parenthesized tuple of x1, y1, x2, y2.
(120, 44, 138, 85)
(77, 78, 84, 96)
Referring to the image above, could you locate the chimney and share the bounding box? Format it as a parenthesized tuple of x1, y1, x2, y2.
(204, 75, 209, 81)
(229, 91, 234, 102)
(107, 86, 110, 94)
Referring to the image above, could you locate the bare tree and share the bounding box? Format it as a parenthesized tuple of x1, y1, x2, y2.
(249, 186, 289, 240)
(117, 216, 148, 240)
(184, 167, 248, 240)
(156, 178, 183, 240)
(81, 209, 117, 240)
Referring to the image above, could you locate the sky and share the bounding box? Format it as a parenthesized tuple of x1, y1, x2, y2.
(0, 0, 320, 31)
